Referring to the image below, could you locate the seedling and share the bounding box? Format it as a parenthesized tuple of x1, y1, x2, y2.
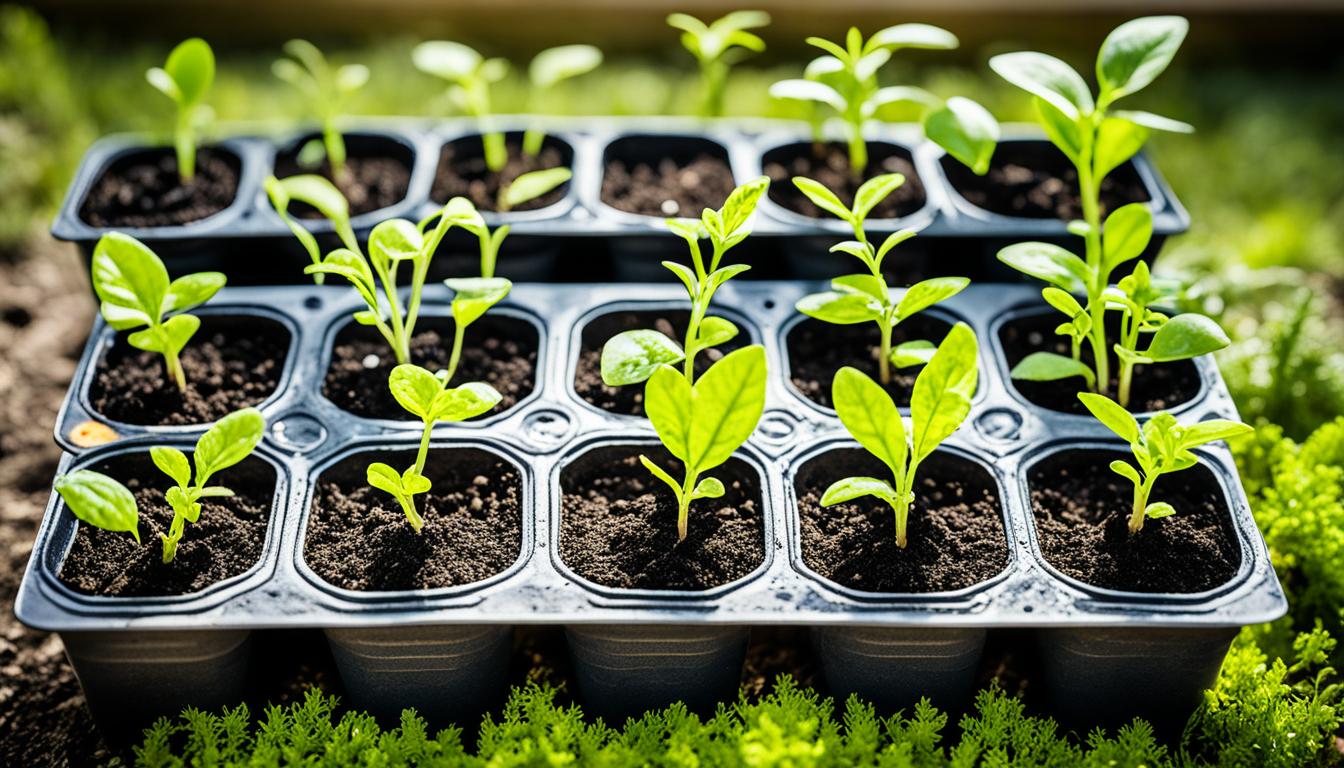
(90, 232, 226, 392)
(146, 37, 214, 183)
(822, 323, 978, 548)
(991, 16, 1204, 405)
(413, 41, 510, 172)
(54, 408, 266, 563)
(496, 167, 573, 214)
(791, 173, 969, 386)
(265, 174, 359, 284)
(272, 39, 369, 180)
(668, 10, 770, 117)
(524, 44, 602, 156)
(769, 26, 999, 179)
(367, 365, 500, 531)
(1079, 393, 1251, 534)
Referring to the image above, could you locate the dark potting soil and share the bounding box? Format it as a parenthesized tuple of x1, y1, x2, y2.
(79, 147, 240, 228)
(602, 154, 736, 217)
(58, 453, 274, 597)
(305, 448, 522, 591)
(1029, 449, 1239, 593)
(559, 446, 765, 591)
(573, 309, 748, 417)
(764, 142, 926, 220)
(998, 311, 1202, 415)
(88, 315, 289, 426)
(324, 315, 537, 419)
(432, 135, 572, 212)
(786, 314, 954, 409)
(797, 449, 1008, 593)
(273, 138, 412, 218)
(941, 141, 1150, 221)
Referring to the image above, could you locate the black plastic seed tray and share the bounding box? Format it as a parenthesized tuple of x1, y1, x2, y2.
(21, 281, 1281, 732)
(50, 118, 1189, 283)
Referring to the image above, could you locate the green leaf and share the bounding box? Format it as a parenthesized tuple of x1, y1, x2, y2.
(92, 232, 169, 330)
(910, 323, 978, 464)
(529, 44, 602, 89)
(870, 23, 957, 51)
(601, 330, 685, 386)
(989, 51, 1094, 119)
(639, 454, 682, 498)
(996, 242, 1091, 293)
(924, 97, 999, 175)
(695, 317, 738, 350)
(163, 38, 214, 106)
(718, 176, 770, 235)
(691, 477, 725, 501)
(890, 340, 936, 368)
(366, 462, 406, 496)
(832, 274, 885, 300)
(369, 219, 424, 268)
(130, 314, 200, 358)
(432, 381, 502, 422)
(1144, 501, 1177, 520)
(1034, 96, 1084, 166)
(1097, 16, 1188, 100)
(792, 177, 851, 222)
(896, 277, 969, 321)
(796, 290, 881, 325)
(831, 366, 906, 481)
(875, 229, 918, 265)
(1143, 314, 1230, 362)
(55, 470, 141, 543)
(852, 173, 905, 223)
(163, 272, 226, 315)
(768, 79, 845, 110)
(1111, 110, 1194, 134)
(645, 364, 694, 462)
(412, 40, 482, 80)
(1041, 286, 1086, 319)
(820, 476, 898, 506)
(445, 277, 512, 328)
(1078, 393, 1140, 443)
(151, 446, 192, 487)
(1109, 459, 1142, 485)
(308, 248, 375, 293)
(1011, 351, 1096, 388)
(1181, 419, 1253, 448)
(270, 174, 350, 222)
(703, 264, 751, 294)
(401, 468, 432, 495)
(687, 346, 766, 472)
(502, 168, 572, 210)
(388, 364, 446, 421)
(866, 86, 938, 112)
(829, 241, 871, 262)
(1102, 203, 1153, 272)
(1094, 117, 1149, 180)
(193, 408, 265, 484)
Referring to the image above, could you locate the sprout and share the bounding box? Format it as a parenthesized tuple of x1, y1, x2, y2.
(272, 39, 369, 180)
(668, 10, 770, 117)
(145, 37, 215, 183)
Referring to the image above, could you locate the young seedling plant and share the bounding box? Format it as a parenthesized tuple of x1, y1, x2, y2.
(413, 40, 511, 172)
(90, 232, 226, 392)
(366, 365, 500, 531)
(822, 323, 978, 548)
(524, 44, 603, 156)
(791, 173, 970, 388)
(1078, 393, 1251, 534)
(599, 176, 771, 541)
(769, 25, 999, 179)
(990, 16, 1223, 407)
(54, 408, 266, 563)
(146, 37, 215, 183)
(668, 10, 770, 118)
(272, 39, 369, 181)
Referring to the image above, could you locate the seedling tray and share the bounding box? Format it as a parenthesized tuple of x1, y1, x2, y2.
(50, 117, 1189, 284)
(21, 281, 1282, 731)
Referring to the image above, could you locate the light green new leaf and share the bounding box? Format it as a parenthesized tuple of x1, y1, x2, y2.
(691, 477, 725, 500)
(875, 229, 918, 265)
(369, 219, 424, 268)
(687, 345, 766, 472)
(1034, 97, 1084, 166)
(92, 232, 169, 330)
(792, 177, 851, 222)
(925, 97, 999, 175)
(389, 364, 445, 421)
(433, 381, 502, 422)
(163, 272, 226, 315)
(639, 454, 682, 497)
(601, 329, 685, 386)
(890, 340, 936, 368)
(989, 51, 1094, 119)
(446, 277, 513, 328)
(831, 366, 906, 480)
(768, 79, 845, 110)
(1097, 16, 1188, 100)
(130, 314, 199, 358)
(366, 462, 405, 497)
(193, 408, 265, 483)
(1078, 393, 1140, 443)
(1109, 459, 1142, 485)
(1181, 420, 1253, 448)
(1145, 501, 1177, 520)
(719, 176, 770, 235)
(1144, 314, 1230, 361)
(870, 23, 958, 51)
(896, 277, 969, 321)
(1041, 286, 1086, 318)
(412, 41, 482, 80)
(910, 323, 978, 463)
(852, 173, 905, 222)
(502, 168, 572, 210)
(695, 317, 739, 350)
(832, 273, 885, 300)
(55, 471, 141, 543)
(1102, 203, 1153, 271)
(151, 446, 192, 487)
(821, 476, 898, 506)
(529, 44, 602, 89)
(645, 364, 694, 462)
(1094, 117, 1149, 180)
(996, 241, 1090, 293)
(1011, 351, 1096, 387)
(156, 38, 214, 106)
(796, 291, 881, 325)
(1112, 110, 1194, 134)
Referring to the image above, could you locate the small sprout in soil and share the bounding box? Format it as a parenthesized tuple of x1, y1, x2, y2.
(668, 10, 770, 118)
(792, 173, 969, 386)
(366, 364, 500, 531)
(524, 44, 602, 156)
(90, 232, 226, 392)
(599, 177, 771, 541)
(1078, 392, 1251, 534)
(272, 39, 369, 180)
(823, 323, 979, 548)
(145, 37, 215, 183)
(769, 25, 999, 178)
(413, 40, 511, 172)
(53, 408, 266, 563)
(498, 167, 573, 214)
(991, 16, 1198, 405)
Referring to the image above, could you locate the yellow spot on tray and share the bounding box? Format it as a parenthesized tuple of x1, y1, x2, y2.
(69, 421, 119, 447)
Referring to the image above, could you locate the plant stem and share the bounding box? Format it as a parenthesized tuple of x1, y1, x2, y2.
(877, 319, 892, 386)
(414, 422, 433, 476)
(444, 322, 466, 385)
(677, 469, 697, 543)
(700, 59, 726, 117)
(1078, 144, 1109, 395)
(175, 110, 195, 183)
(1129, 475, 1156, 534)
(323, 120, 347, 181)
(846, 120, 867, 182)
(165, 348, 187, 392)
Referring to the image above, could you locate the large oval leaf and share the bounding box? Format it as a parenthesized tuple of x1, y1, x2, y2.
(388, 364, 445, 421)
(996, 242, 1090, 293)
(529, 44, 602, 89)
(92, 232, 169, 330)
(645, 364, 693, 462)
(831, 365, 906, 481)
(1144, 314, 1229, 362)
(193, 407, 265, 483)
(55, 470, 141, 542)
(925, 97, 999, 176)
(164, 38, 215, 106)
(910, 323, 978, 463)
(1097, 16, 1188, 100)
(601, 329, 685, 386)
(796, 291, 881, 325)
(989, 51, 1094, 119)
(687, 345, 766, 472)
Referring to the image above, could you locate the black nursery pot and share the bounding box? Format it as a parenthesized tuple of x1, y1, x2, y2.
(21, 280, 1283, 734)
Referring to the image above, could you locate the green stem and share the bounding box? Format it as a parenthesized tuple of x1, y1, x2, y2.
(1129, 475, 1155, 534)
(444, 321, 466, 385)
(846, 119, 867, 182)
(324, 120, 347, 180)
(175, 109, 195, 183)
(1078, 143, 1109, 395)
(374, 261, 409, 364)
(877, 318, 892, 387)
(164, 347, 187, 392)
(414, 421, 433, 476)
(700, 59, 725, 117)
(677, 469, 698, 543)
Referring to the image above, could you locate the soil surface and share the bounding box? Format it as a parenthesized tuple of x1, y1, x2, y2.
(999, 311, 1202, 414)
(797, 449, 1008, 593)
(602, 144, 736, 217)
(786, 314, 954, 409)
(432, 134, 571, 212)
(324, 315, 537, 419)
(574, 309, 748, 416)
(764, 142, 926, 220)
(58, 454, 274, 597)
(941, 141, 1150, 221)
(273, 136, 412, 217)
(305, 448, 522, 591)
(79, 147, 240, 228)
(559, 446, 765, 591)
(1029, 449, 1239, 593)
(88, 315, 289, 426)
